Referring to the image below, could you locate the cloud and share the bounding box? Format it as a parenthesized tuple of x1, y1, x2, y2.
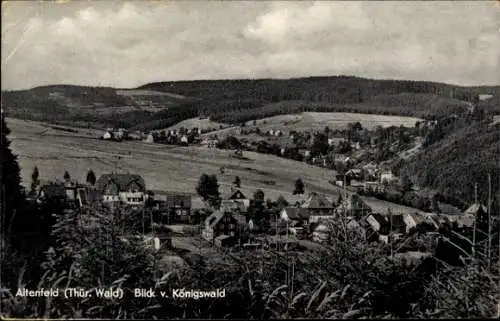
(1, 1, 499, 90)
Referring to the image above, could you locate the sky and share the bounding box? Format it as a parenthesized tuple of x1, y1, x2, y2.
(1, 0, 499, 90)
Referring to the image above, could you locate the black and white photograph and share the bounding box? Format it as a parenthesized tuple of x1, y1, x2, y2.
(1, 0, 499, 319)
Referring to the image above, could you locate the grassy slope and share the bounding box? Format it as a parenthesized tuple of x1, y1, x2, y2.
(204, 112, 422, 139)
(7, 118, 342, 207)
(163, 117, 228, 132)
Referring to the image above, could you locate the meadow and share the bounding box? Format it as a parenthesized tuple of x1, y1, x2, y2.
(7, 118, 342, 207)
(205, 112, 422, 138)
(164, 117, 229, 132)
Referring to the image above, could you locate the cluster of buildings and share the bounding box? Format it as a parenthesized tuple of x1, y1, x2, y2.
(34, 171, 484, 256)
(199, 188, 480, 251)
(101, 128, 195, 145)
(332, 167, 398, 193)
(33, 173, 194, 225)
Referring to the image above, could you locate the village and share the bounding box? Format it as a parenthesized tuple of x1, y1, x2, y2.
(30, 156, 482, 269)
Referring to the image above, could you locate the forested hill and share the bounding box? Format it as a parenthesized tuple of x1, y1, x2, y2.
(402, 120, 500, 209)
(2, 76, 498, 130)
(140, 76, 494, 103)
(140, 76, 500, 121)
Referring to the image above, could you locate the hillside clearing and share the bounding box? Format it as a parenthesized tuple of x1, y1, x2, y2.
(206, 112, 422, 138)
(164, 117, 229, 132)
(116, 89, 186, 99)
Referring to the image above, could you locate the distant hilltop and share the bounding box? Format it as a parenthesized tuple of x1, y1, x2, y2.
(1, 75, 498, 132)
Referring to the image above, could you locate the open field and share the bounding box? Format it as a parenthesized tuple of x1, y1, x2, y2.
(7, 118, 342, 206)
(116, 89, 186, 99)
(205, 112, 422, 138)
(164, 117, 230, 132)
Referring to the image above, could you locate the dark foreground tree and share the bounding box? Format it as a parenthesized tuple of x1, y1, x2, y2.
(196, 174, 221, 208)
(233, 176, 241, 188)
(1, 116, 24, 237)
(293, 179, 305, 195)
(63, 171, 71, 181)
(253, 189, 265, 203)
(30, 166, 40, 194)
(86, 169, 96, 186)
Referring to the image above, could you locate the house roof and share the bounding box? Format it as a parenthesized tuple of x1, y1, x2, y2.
(438, 202, 462, 214)
(281, 207, 310, 220)
(226, 189, 247, 200)
(266, 235, 299, 244)
(205, 211, 245, 228)
(221, 200, 247, 212)
(205, 211, 225, 227)
(234, 213, 247, 226)
(363, 213, 388, 231)
(361, 196, 426, 216)
(77, 187, 101, 205)
(465, 203, 487, 215)
(302, 193, 333, 209)
(95, 173, 145, 193)
(215, 234, 233, 241)
(40, 183, 66, 199)
(155, 192, 192, 208)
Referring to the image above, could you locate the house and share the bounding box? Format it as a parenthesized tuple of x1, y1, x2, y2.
(265, 235, 298, 250)
(465, 203, 487, 216)
(348, 180, 364, 193)
(96, 173, 146, 205)
(363, 181, 380, 193)
(129, 132, 142, 140)
(154, 192, 192, 223)
(302, 193, 336, 220)
(37, 183, 67, 205)
(215, 235, 236, 248)
(225, 189, 250, 209)
(63, 180, 79, 200)
(76, 187, 101, 207)
(102, 130, 113, 140)
(345, 169, 362, 180)
(268, 129, 275, 136)
(362, 163, 379, 178)
(380, 170, 396, 184)
(437, 202, 462, 215)
(280, 207, 310, 225)
(479, 94, 493, 101)
(334, 174, 347, 187)
(364, 213, 389, 234)
(275, 130, 282, 136)
(113, 128, 127, 140)
(201, 138, 218, 148)
(221, 200, 247, 214)
(144, 133, 155, 143)
(390, 214, 409, 234)
(180, 135, 188, 144)
(202, 211, 246, 242)
(350, 142, 361, 150)
(465, 203, 488, 222)
(328, 138, 336, 146)
(339, 194, 372, 219)
(334, 154, 349, 163)
(392, 251, 432, 267)
(312, 224, 330, 243)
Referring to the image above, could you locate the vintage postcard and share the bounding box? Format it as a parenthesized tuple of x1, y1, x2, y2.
(1, 0, 499, 319)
